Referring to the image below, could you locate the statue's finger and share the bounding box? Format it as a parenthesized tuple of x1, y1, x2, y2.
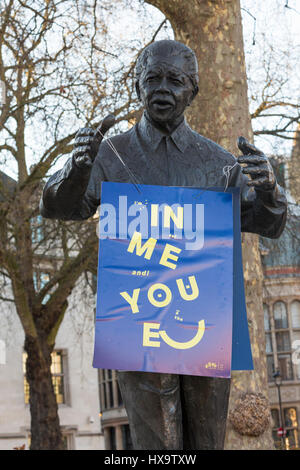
(242, 165, 269, 177)
(74, 136, 95, 147)
(237, 136, 264, 156)
(238, 154, 266, 165)
(75, 128, 95, 139)
(247, 176, 269, 187)
(74, 154, 93, 169)
(94, 114, 116, 143)
(73, 145, 91, 157)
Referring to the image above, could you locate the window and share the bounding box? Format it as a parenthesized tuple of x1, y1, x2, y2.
(265, 333, 273, 353)
(271, 409, 280, 428)
(62, 433, 74, 450)
(271, 408, 284, 450)
(274, 301, 293, 381)
(121, 424, 133, 450)
(284, 408, 299, 450)
(264, 304, 271, 331)
(271, 407, 299, 450)
(273, 301, 288, 329)
(105, 425, 132, 450)
(51, 351, 66, 404)
(276, 331, 290, 352)
(271, 408, 282, 449)
(264, 304, 273, 354)
(284, 407, 297, 427)
(291, 301, 300, 328)
(23, 354, 30, 404)
(278, 354, 293, 381)
(264, 300, 300, 382)
(23, 350, 68, 405)
(108, 427, 116, 450)
(98, 369, 123, 411)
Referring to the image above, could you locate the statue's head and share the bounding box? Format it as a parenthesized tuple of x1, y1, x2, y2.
(135, 40, 199, 126)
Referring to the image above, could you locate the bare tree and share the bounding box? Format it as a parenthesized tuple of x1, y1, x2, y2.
(243, 1, 300, 146)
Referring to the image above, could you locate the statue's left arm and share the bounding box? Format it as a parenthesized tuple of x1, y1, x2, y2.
(233, 137, 287, 239)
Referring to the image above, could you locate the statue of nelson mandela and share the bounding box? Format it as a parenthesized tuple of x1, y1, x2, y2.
(40, 40, 287, 450)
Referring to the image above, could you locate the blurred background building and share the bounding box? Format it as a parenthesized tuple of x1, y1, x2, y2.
(261, 215, 300, 450)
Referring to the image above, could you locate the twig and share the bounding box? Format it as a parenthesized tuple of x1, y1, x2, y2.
(241, 7, 256, 45)
(285, 1, 300, 15)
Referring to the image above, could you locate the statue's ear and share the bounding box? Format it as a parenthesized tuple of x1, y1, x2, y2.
(135, 81, 141, 101)
(186, 85, 198, 107)
(187, 85, 198, 107)
(191, 85, 199, 101)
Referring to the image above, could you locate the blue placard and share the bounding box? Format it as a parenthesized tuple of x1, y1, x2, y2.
(93, 182, 253, 377)
(231, 188, 253, 370)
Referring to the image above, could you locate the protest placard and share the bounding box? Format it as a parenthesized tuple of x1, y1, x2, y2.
(93, 183, 253, 377)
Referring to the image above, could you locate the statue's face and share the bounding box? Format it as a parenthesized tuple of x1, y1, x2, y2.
(137, 54, 196, 125)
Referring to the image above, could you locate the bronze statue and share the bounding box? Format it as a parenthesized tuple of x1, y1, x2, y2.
(40, 40, 287, 450)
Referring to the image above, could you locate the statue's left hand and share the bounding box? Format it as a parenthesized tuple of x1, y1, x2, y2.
(237, 136, 276, 191)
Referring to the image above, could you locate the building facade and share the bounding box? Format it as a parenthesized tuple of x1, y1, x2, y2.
(261, 214, 300, 450)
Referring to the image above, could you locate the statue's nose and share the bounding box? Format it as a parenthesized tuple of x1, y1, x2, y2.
(156, 77, 169, 92)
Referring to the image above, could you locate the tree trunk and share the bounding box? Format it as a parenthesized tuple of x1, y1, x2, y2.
(24, 335, 64, 450)
(145, 0, 274, 449)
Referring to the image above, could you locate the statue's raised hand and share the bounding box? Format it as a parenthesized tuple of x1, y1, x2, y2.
(72, 114, 115, 169)
(237, 136, 276, 191)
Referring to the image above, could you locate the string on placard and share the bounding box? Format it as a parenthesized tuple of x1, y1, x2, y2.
(193, 160, 239, 199)
(223, 161, 239, 192)
(97, 128, 142, 194)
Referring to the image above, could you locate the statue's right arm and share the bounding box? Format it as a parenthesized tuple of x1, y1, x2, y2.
(40, 116, 115, 221)
(40, 153, 105, 221)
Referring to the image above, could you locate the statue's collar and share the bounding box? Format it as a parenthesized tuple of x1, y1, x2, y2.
(138, 113, 191, 153)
